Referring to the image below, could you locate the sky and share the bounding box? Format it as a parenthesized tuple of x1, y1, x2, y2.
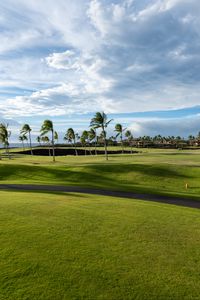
(0, 0, 200, 142)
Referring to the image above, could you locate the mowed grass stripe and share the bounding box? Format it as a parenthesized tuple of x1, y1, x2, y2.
(0, 191, 200, 300)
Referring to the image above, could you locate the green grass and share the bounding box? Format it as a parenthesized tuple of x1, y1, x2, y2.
(1, 148, 200, 199)
(0, 190, 200, 299)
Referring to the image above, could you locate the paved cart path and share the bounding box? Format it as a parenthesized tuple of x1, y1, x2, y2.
(0, 184, 200, 209)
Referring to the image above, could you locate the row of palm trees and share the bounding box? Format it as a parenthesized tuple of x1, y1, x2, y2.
(17, 112, 115, 162)
(2, 111, 200, 162)
(19, 120, 58, 162)
(19, 112, 131, 161)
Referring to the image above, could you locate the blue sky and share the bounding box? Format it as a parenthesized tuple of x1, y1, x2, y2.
(0, 0, 200, 141)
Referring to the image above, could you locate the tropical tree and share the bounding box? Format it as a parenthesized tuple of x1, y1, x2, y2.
(40, 120, 56, 162)
(64, 128, 78, 156)
(108, 136, 117, 145)
(36, 136, 41, 146)
(54, 131, 59, 144)
(89, 128, 97, 155)
(125, 130, 133, 153)
(21, 124, 33, 155)
(75, 133, 80, 145)
(0, 123, 11, 159)
(81, 130, 89, 155)
(188, 135, 195, 140)
(140, 135, 152, 148)
(90, 112, 113, 160)
(115, 123, 127, 153)
(19, 134, 27, 150)
(80, 136, 87, 155)
(97, 131, 105, 146)
(64, 133, 72, 145)
(41, 136, 51, 156)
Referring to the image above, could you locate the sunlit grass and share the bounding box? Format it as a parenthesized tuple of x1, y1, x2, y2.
(1, 191, 200, 300)
(1, 148, 200, 198)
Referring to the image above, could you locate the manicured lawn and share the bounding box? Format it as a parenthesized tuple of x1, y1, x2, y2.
(1, 148, 200, 198)
(0, 191, 200, 299)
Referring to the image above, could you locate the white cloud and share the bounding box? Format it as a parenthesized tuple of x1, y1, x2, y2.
(87, 0, 108, 37)
(46, 50, 78, 70)
(0, 0, 199, 131)
(46, 50, 114, 94)
(0, 80, 118, 118)
(0, 116, 19, 126)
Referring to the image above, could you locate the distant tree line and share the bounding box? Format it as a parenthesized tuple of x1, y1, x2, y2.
(1, 111, 200, 161)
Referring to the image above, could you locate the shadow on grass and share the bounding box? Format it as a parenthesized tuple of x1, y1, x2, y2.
(85, 163, 186, 178)
(186, 186, 200, 190)
(0, 162, 189, 193)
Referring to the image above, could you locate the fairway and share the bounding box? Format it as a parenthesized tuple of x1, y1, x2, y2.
(1, 190, 200, 300)
(1, 148, 200, 199)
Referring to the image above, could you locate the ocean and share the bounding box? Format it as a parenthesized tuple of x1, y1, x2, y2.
(0, 143, 38, 149)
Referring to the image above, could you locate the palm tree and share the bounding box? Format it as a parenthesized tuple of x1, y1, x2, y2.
(75, 133, 80, 145)
(40, 120, 56, 162)
(115, 123, 127, 153)
(19, 134, 27, 150)
(21, 124, 33, 155)
(0, 123, 11, 159)
(125, 130, 133, 153)
(54, 131, 59, 144)
(64, 134, 72, 145)
(90, 112, 113, 160)
(36, 136, 41, 146)
(89, 128, 97, 155)
(80, 136, 86, 155)
(81, 130, 89, 155)
(108, 136, 117, 146)
(188, 135, 195, 146)
(41, 136, 51, 156)
(64, 128, 78, 156)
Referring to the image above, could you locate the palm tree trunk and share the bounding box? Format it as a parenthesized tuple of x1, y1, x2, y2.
(6, 144, 11, 159)
(103, 129, 108, 160)
(52, 130, 55, 162)
(104, 139, 108, 160)
(95, 140, 97, 155)
(29, 132, 33, 155)
(74, 139, 78, 156)
(7, 146, 11, 159)
(0, 145, 2, 160)
(95, 130, 97, 155)
(22, 141, 24, 150)
(88, 143, 92, 155)
(121, 133, 124, 154)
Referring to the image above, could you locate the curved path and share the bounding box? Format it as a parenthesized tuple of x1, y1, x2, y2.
(0, 184, 200, 209)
